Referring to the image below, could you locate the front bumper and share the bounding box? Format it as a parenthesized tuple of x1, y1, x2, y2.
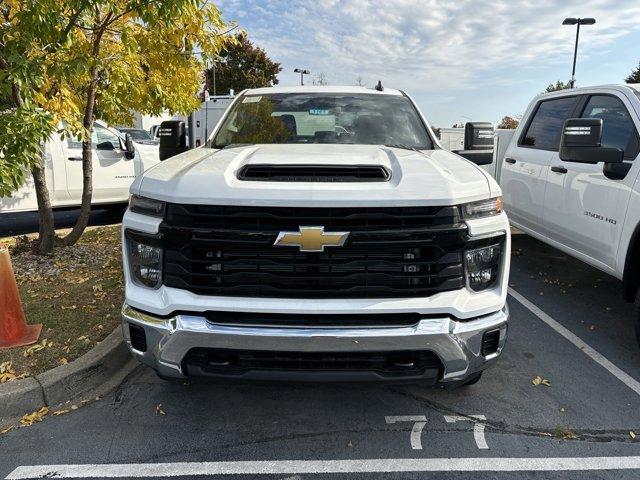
(122, 304, 508, 383)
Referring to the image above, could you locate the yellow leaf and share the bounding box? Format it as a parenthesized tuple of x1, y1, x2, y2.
(20, 407, 49, 426)
(1, 426, 14, 435)
(532, 375, 551, 387)
(59, 358, 68, 365)
(52, 409, 69, 416)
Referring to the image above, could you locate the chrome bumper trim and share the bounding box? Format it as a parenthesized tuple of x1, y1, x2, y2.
(122, 304, 509, 382)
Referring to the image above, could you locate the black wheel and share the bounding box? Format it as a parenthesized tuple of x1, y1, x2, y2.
(634, 288, 640, 349)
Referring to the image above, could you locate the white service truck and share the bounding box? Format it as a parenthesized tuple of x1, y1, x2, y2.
(471, 84, 640, 344)
(0, 121, 160, 214)
(120, 85, 510, 387)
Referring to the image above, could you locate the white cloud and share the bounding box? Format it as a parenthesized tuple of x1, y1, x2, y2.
(219, 0, 640, 92)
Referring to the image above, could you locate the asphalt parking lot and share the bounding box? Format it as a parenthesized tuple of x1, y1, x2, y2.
(1, 230, 640, 479)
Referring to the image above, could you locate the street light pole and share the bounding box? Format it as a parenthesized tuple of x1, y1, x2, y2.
(294, 68, 310, 86)
(562, 17, 596, 88)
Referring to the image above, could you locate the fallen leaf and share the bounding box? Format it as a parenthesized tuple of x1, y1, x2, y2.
(20, 407, 49, 426)
(589, 325, 595, 331)
(59, 358, 68, 365)
(1, 426, 14, 434)
(532, 376, 551, 387)
(347, 440, 353, 448)
(156, 403, 165, 416)
(560, 407, 566, 413)
(52, 409, 69, 416)
(631, 431, 636, 440)
(23, 344, 45, 357)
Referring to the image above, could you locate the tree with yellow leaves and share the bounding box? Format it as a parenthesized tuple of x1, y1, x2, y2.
(1, 0, 234, 253)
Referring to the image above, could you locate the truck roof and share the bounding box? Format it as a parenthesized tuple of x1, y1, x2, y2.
(243, 85, 404, 96)
(537, 83, 640, 100)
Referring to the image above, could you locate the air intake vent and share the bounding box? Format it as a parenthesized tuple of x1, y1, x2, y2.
(129, 324, 147, 352)
(237, 164, 391, 182)
(481, 329, 500, 356)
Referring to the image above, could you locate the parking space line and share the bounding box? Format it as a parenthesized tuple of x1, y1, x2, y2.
(444, 415, 489, 449)
(7, 456, 640, 478)
(385, 416, 427, 449)
(508, 288, 640, 397)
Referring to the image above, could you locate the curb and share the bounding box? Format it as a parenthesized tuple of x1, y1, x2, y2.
(0, 327, 137, 425)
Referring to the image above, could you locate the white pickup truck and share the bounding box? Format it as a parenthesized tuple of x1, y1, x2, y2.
(0, 121, 159, 215)
(120, 85, 511, 387)
(476, 84, 640, 344)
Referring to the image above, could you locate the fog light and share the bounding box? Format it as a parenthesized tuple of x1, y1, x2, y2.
(465, 243, 502, 291)
(127, 236, 162, 289)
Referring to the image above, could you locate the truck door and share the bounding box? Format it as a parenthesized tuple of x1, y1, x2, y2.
(543, 93, 640, 274)
(63, 124, 136, 203)
(500, 96, 581, 230)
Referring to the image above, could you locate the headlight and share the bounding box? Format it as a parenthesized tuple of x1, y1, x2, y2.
(127, 235, 162, 289)
(462, 197, 502, 219)
(464, 242, 502, 291)
(129, 195, 166, 217)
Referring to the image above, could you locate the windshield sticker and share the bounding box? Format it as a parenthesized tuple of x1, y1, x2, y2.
(309, 108, 330, 115)
(242, 96, 262, 103)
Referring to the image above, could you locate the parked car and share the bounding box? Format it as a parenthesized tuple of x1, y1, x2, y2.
(121, 85, 511, 387)
(0, 121, 159, 214)
(469, 84, 640, 345)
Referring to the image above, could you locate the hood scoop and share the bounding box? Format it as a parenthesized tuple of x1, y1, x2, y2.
(237, 164, 391, 182)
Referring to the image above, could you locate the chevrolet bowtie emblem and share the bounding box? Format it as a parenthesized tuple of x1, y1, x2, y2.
(274, 226, 350, 252)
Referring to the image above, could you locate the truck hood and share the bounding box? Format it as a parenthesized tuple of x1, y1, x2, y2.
(134, 144, 493, 207)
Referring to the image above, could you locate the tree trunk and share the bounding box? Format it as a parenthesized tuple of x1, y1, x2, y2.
(0, 54, 57, 254)
(62, 75, 97, 246)
(31, 151, 56, 254)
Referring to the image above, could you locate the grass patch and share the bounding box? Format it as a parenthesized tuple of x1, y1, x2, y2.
(0, 225, 123, 379)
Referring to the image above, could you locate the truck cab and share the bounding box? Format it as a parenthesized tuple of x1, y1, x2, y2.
(1, 121, 160, 214)
(497, 84, 640, 343)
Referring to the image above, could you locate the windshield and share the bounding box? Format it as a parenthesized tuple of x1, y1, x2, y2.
(210, 93, 433, 149)
(122, 129, 153, 140)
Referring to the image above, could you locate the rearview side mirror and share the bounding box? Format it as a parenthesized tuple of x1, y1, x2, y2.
(124, 133, 135, 159)
(559, 118, 623, 164)
(158, 120, 189, 161)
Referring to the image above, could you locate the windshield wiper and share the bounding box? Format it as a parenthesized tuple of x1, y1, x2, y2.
(383, 144, 421, 152)
(214, 143, 254, 149)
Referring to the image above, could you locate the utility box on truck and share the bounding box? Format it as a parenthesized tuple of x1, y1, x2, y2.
(192, 96, 235, 147)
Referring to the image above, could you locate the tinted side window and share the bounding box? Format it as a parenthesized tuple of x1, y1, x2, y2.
(95, 125, 120, 150)
(520, 96, 579, 150)
(581, 95, 639, 160)
(66, 125, 121, 151)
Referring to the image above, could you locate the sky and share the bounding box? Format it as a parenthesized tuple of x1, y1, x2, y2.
(215, 0, 640, 128)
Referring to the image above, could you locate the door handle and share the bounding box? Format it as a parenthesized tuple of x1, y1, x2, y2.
(505, 157, 516, 164)
(68, 156, 83, 161)
(551, 166, 568, 174)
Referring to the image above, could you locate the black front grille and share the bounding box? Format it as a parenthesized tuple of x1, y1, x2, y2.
(237, 164, 391, 182)
(161, 204, 468, 298)
(184, 348, 442, 378)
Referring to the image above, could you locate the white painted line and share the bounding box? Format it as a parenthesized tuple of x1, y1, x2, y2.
(385, 415, 427, 449)
(444, 415, 488, 450)
(508, 288, 640, 397)
(7, 457, 640, 478)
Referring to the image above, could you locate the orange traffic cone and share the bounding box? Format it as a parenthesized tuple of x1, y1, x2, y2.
(0, 248, 41, 349)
